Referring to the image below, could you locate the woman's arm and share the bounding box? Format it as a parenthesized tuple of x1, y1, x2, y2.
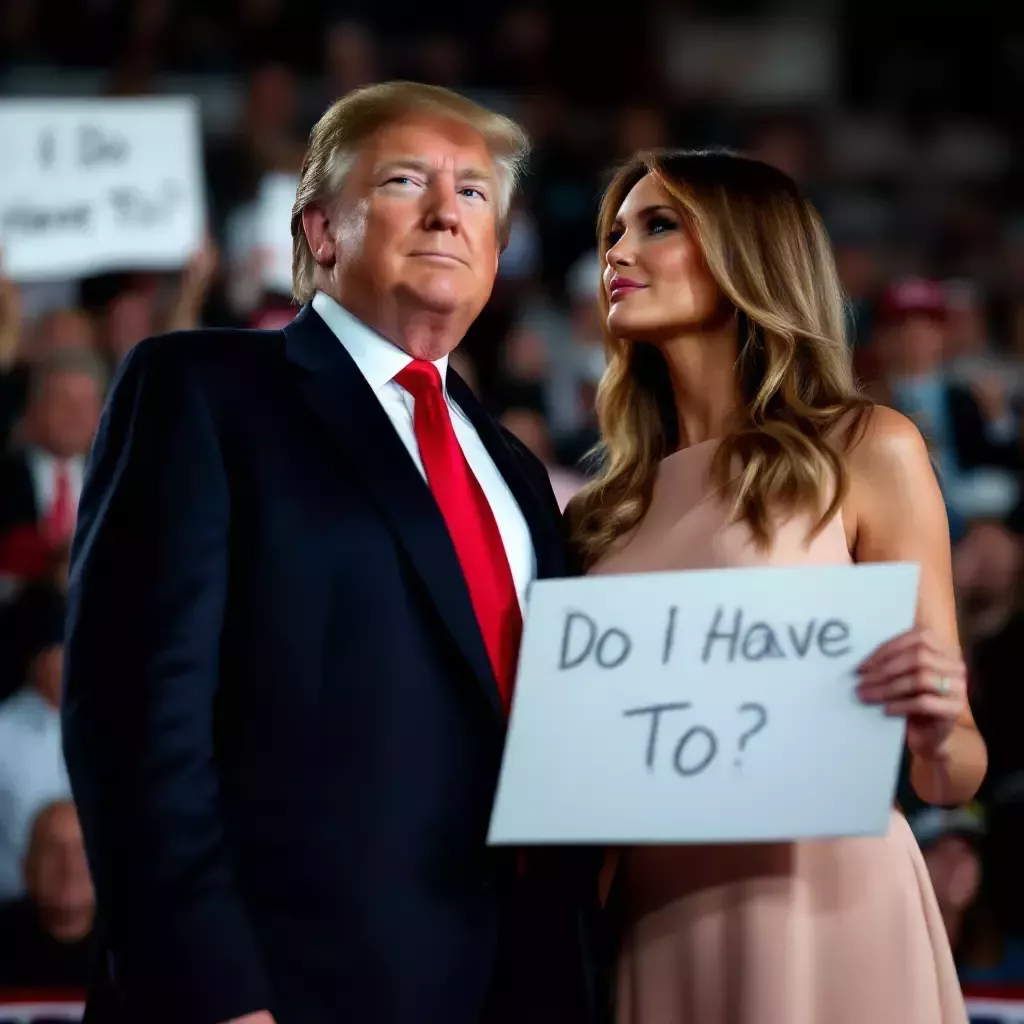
(846, 405, 987, 806)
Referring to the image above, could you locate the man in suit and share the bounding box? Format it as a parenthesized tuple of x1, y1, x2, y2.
(0, 348, 104, 563)
(62, 82, 602, 1024)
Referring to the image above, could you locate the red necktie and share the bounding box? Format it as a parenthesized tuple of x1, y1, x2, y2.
(395, 360, 522, 711)
(45, 461, 75, 548)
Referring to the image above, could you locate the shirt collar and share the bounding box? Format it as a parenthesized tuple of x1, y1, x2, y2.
(311, 291, 449, 395)
(27, 447, 83, 474)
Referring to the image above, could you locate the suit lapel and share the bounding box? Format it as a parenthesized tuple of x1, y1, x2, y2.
(283, 305, 506, 722)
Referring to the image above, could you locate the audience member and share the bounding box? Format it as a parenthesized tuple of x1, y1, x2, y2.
(0, 349, 106, 584)
(913, 806, 986, 963)
(500, 405, 587, 512)
(0, 7, 1023, 1001)
(0, 800, 95, 991)
(873, 277, 1020, 525)
(0, 587, 69, 900)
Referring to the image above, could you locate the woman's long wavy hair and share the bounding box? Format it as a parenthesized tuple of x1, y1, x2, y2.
(568, 148, 871, 567)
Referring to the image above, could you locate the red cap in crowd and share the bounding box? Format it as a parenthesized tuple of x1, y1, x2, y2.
(876, 277, 947, 324)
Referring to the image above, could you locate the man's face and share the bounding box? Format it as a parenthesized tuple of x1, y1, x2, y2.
(891, 314, 946, 376)
(318, 114, 501, 354)
(923, 835, 980, 913)
(28, 370, 102, 458)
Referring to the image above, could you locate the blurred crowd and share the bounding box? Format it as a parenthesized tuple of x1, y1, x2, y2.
(1, 0, 1023, 1006)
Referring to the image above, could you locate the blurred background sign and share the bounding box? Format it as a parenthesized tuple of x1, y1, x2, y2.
(0, 98, 205, 282)
(661, 20, 838, 103)
(256, 172, 298, 297)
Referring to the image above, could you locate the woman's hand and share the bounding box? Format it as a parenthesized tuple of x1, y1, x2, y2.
(856, 626, 967, 760)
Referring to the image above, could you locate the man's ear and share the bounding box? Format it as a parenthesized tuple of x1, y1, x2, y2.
(301, 205, 337, 267)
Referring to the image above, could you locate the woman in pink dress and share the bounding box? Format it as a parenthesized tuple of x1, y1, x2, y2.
(566, 149, 987, 1024)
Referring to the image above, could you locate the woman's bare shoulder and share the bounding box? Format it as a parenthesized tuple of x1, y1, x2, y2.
(841, 404, 929, 476)
(838, 404, 941, 546)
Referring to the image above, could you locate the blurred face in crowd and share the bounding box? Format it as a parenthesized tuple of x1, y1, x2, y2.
(603, 174, 725, 343)
(834, 243, 877, 301)
(246, 64, 298, 137)
(325, 20, 377, 93)
(616, 107, 667, 157)
(923, 835, 981, 942)
(31, 644, 64, 707)
(33, 309, 95, 360)
(887, 313, 946, 377)
(953, 522, 1022, 630)
(27, 369, 102, 458)
(25, 802, 94, 932)
(310, 114, 501, 359)
(106, 289, 154, 361)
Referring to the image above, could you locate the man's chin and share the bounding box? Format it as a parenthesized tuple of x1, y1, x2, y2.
(397, 279, 485, 318)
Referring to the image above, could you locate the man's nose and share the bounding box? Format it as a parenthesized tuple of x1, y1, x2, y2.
(423, 183, 460, 232)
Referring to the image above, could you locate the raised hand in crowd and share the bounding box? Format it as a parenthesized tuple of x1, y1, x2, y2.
(165, 236, 220, 333)
(0, 252, 21, 371)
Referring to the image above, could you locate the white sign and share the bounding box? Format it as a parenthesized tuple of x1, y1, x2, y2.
(0, 999, 84, 1023)
(256, 172, 298, 296)
(489, 563, 918, 845)
(967, 998, 1024, 1023)
(0, 98, 205, 281)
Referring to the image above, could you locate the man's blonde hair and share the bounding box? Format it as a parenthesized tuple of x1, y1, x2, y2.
(290, 81, 530, 304)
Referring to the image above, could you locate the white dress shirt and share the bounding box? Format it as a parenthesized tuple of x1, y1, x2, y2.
(27, 447, 84, 519)
(311, 292, 536, 611)
(0, 687, 71, 901)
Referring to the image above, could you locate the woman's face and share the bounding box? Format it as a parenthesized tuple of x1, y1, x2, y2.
(603, 173, 724, 342)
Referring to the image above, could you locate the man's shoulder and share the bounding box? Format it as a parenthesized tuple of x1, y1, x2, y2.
(110, 325, 292, 412)
(126, 323, 286, 377)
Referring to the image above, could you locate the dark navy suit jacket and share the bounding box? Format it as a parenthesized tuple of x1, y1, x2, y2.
(62, 305, 604, 1024)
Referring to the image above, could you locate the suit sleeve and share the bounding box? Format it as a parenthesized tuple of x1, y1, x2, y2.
(62, 338, 273, 1023)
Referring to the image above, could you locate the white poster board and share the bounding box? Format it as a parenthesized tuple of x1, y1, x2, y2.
(0, 98, 205, 281)
(0, 999, 84, 1023)
(489, 563, 918, 845)
(966, 998, 1024, 1024)
(256, 172, 298, 296)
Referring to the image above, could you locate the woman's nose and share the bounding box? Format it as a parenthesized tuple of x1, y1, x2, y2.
(606, 236, 636, 268)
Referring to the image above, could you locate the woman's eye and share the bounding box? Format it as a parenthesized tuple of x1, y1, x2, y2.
(649, 216, 677, 234)
(605, 229, 623, 245)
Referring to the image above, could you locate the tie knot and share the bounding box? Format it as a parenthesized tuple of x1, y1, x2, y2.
(394, 359, 443, 398)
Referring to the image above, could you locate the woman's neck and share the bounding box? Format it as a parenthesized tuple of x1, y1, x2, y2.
(659, 316, 740, 448)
